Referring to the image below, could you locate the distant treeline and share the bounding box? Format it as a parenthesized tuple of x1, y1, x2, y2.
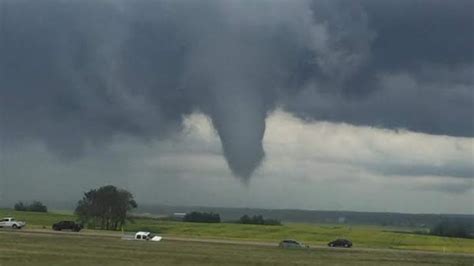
(430, 219, 473, 239)
(238, 215, 281, 226)
(184, 212, 221, 223)
(137, 204, 474, 229)
(14, 201, 48, 213)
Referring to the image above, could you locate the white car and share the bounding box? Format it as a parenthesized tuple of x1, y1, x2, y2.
(134, 231, 162, 241)
(0, 217, 26, 229)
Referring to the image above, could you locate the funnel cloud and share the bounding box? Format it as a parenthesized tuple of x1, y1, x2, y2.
(0, 0, 473, 180)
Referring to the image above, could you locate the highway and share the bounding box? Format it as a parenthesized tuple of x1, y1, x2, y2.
(1, 228, 473, 258)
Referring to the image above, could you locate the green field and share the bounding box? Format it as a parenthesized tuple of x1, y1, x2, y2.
(1, 209, 473, 254)
(1, 230, 473, 266)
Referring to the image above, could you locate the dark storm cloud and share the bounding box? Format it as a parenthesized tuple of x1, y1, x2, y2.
(0, 0, 472, 180)
(286, 0, 474, 136)
(413, 180, 473, 194)
(364, 0, 474, 68)
(371, 161, 474, 179)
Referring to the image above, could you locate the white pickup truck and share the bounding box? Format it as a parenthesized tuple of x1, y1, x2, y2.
(0, 217, 26, 229)
(135, 231, 162, 241)
(122, 231, 162, 242)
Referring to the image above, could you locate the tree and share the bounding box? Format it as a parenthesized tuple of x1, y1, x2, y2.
(240, 214, 251, 224)
(238, 214, 281, 226)
(28, 201, 48, 212)
(75, 185, 137, 230)
(14, 201, 27, 211)
(183, 212, 221, 223)
(430, 219, 472, 239)
(14, 201, 47, 212)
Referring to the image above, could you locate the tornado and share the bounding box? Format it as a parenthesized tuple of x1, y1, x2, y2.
(207, 88, 267, 181)
(1, 0, 472, 184)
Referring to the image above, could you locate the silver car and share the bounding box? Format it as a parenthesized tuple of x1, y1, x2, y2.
(278, 239, 309, 249)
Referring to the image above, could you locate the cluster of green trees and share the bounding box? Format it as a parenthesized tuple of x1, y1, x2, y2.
(183, 211, 221, 223)
(75, 185, 137, 230)
(430, 219, 473, 239)
(238, 214, 281, 226)
(14, 201, 48, 212)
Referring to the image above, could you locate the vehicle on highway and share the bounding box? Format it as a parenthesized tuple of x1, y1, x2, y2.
(328, 239, 352, 248)
(134, 231, 162, 241)
(278, 239, 309, 249)
(0, 217, 26, 229)
(52, 221, 83, 232)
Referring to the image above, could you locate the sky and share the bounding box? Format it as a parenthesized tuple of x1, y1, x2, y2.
(0, 0, 473, 214)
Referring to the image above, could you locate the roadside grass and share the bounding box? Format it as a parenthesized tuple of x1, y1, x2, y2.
(1, 208, 473, 254)
(1, 231, 473, 266)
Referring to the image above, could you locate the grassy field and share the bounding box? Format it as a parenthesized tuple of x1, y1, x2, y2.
(1, 230, 473, 266)
(1, 209, 473, 254)
(129, 220, 474, 254)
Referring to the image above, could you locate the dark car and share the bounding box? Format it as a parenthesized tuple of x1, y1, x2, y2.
(328, 239, 352, 248)
(52, 221, 83, 232)
(278, 239, 309, 249)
